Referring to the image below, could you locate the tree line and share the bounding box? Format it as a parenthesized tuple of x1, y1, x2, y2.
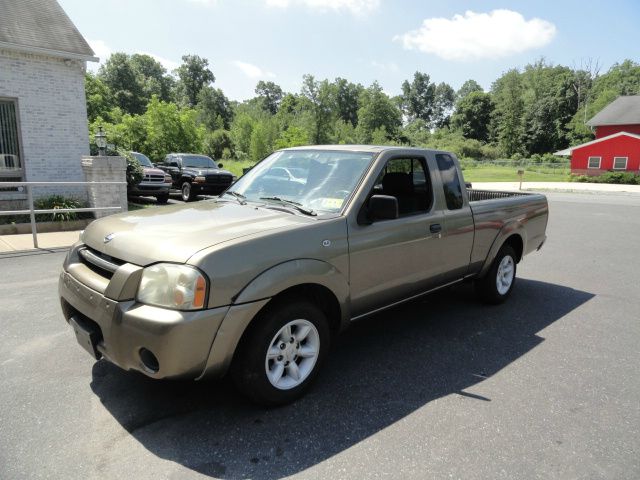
(86, 53, 640, 163)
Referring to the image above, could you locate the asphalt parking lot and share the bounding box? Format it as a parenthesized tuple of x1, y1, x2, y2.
(1, 192, 639, 479)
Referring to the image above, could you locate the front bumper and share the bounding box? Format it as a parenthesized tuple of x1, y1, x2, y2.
(129, 182, 171, 196)
(191, 182, 232, 195)
(59, 267, 267, 380)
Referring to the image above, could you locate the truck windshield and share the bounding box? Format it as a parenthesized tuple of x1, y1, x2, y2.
(131, 152, 153, 167)
(182, 155, 216, 168)
(227, 150, 375, 214)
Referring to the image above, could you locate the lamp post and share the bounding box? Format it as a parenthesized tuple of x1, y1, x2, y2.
(95, 126, 107, 156)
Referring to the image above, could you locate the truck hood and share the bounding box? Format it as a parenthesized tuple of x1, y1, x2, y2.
(185, 167, 233, 176)
(142, 166, 166, 176)
(82, 200, 313, 266)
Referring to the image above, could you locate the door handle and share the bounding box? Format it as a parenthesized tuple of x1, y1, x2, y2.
(430, 223, 442, 233)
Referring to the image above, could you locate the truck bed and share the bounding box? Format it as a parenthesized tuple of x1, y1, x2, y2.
(467, 189, 530, 202)
(466, 188, 549, 274)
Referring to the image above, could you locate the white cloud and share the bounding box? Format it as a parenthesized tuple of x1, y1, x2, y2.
(265, 0, 380, 15)
(395, 9, 556, 61)
(233, 61, 276, 79)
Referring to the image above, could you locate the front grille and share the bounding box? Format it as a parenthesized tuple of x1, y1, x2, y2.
(78, 246, 125, 279)
(206, 174, 233, 185)
(143, 174, 165, 183)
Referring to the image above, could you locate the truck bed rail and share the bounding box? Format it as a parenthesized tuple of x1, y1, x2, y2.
(467, 189, 530, 202)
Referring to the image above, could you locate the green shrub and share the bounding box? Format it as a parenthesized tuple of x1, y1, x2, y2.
(570, 172, 640, 185)
(120, 150, 144, 187)
(0, 195, 92, 225)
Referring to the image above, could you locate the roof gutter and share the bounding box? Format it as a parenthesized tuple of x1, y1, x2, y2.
(0, 41, 98, 62)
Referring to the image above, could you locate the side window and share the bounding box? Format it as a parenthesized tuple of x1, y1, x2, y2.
(436, 154, 464, 210)
(372, 157, 432, 216)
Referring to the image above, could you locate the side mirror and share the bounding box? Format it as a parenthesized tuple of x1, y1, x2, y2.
(368, 195, 398, 221)
(218, 162, 223, 168)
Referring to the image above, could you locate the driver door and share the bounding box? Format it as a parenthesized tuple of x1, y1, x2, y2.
(348, 156, 446, 317)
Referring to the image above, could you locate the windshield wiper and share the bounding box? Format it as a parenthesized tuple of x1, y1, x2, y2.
(259, 197, 316, 216)
(221, 190, 247, 205)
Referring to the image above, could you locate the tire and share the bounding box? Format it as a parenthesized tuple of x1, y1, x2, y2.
(181, 181, 195, 202)
(475, 244, 517, 304)
(231, 300, 330, 406)
(156, 194, 169, 204)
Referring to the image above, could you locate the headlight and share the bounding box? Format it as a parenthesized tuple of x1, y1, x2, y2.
(164, 174, 173, 183)
(194, 176, 206, 183)
(137, 263, 208, 310)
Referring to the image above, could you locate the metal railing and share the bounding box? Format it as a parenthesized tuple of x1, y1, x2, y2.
(0, 181, 126, 249)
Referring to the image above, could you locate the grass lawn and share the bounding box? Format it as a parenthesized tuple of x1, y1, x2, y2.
(220, 159, 257, 177)
(461, 165, 570, 183)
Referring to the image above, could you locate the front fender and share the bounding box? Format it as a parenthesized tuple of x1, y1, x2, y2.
(478, 221, 527, 278)
(233, 258, 350, 324)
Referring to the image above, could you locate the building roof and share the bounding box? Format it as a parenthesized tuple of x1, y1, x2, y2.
(586, 96, 640, 127)
(0, 0, 96, 61)
(554, 131, 640, 156)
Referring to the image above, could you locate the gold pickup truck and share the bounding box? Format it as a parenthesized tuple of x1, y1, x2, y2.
(59, 146, 548, 405)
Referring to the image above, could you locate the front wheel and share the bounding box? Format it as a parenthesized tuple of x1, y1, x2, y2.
(475, 244, 517, 304)
(231, 300, 330, 406)
(181, 181, 195, 202)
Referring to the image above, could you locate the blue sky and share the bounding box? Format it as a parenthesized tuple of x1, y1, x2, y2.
(59, 0, 640, 101)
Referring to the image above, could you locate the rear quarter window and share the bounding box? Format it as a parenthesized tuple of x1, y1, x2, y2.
(435, 154, 464, 210)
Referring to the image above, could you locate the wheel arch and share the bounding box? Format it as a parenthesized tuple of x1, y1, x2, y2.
(479, 222, 526, 278)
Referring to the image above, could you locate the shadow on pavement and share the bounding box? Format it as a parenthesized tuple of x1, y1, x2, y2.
(90, 279, 593, 479)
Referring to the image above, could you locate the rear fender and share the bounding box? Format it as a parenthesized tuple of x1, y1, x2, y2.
(478, 221, 527, 278)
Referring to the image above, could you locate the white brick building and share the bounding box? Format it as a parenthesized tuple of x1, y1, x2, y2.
(0, 0, 97, 209)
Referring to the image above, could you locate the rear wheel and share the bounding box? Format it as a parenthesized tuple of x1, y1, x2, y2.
(231, 300, 330, 406)
(475, 244, 517, 304)
(181, 181, 195, 202)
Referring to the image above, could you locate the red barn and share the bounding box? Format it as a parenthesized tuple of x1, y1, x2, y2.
(555, 96, 640, 175)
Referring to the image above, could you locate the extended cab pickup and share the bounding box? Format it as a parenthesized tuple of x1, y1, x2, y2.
(157, 153, 235, 202)
(59, 146, 548, 405)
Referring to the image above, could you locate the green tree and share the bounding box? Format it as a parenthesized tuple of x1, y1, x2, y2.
(451, 91, 494, 142)
(176, 54, 215, 107)
(85, 72, 114, 123)
(143, 96, 204, 161)
(203, 129, 234, 159)
(98, 52, 147, 115)
(456, 79, 483, 100)
(198, 86, 234, 130)
(255, 81, 284, 114)
(491, 69, 525, 157)
(274, 125, 309, 149)
(300, 74, 335, 144)
(230, 113, 256, 158)
(400, 71, 436, 124)
(249, 123, 271, 161)
(432, 82, 456, 128)
(356, 82, 402, 143)
(332, 78, 363, 127)
(130, 53, 175, 102)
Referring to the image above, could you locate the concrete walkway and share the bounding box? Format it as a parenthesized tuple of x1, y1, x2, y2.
(2, 181, 639, 253)
(472, 181, 640, 194)
(0, 230, 80, 253)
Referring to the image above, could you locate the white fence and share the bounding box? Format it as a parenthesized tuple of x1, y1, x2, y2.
(0, 181, 125, 249)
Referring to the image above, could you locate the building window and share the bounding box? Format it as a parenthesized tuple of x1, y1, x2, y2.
(587, 157, 601, 169)
(613, 157, 628, 170)
(0, 99, 23, 192)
